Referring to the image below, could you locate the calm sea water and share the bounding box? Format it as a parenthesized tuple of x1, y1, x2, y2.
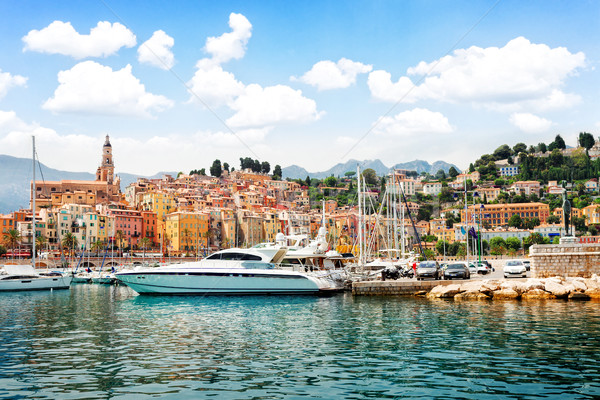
(0, 285, 599, 399)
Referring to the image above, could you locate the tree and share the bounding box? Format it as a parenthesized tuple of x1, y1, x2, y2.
(61, 232, 78, 255)
(537, 142, 547, 153)
(579, 132, 595, 152)
(199, 168, 206, 176)
(361, 169, 378, 185)
(210, 159, 222, 177)
(0, 244, 6, 257)
(324, 175, 337, 187)
(344, 171, 356, 177)
(273, 165, 282, 180)
(493, 144, 512, 160)
(35, 234, 47, 256)
(139, 237, 152, 258)
(489, 236, 507, 255)
(223, 162, 230, 172)
(253, 159, 261, 172)
(435, 240, 450, 255)
(506, 236, 521, 252)
(305, 176, 311, 187)
(114, 230, 125, 249)
(513, 143, 527, 155)
(554, 134, 566, 150)
(523, 233, 544, 252)
(261, 161, 271, 174)
(435, 169, 446, 180)
(448, 166, 459, 178)
(2, 229, 21, 258)
(91, 240, 104, 255)
(508, 214, 523, 228)
(547, 214, 560, 224)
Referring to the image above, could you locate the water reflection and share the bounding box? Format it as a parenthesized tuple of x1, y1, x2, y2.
(0, 286, 599, 399)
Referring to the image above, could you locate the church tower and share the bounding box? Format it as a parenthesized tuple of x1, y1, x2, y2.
(96, 135, 114, 184)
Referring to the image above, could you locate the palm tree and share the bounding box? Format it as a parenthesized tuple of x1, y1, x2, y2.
(91, 240, 105, 256)
(35, 234, 47, 256)
(139, 237, 152, 258)
(61, 232, 78, 257)
(114, 230, 125, 250)
(3, 229, 21, 259)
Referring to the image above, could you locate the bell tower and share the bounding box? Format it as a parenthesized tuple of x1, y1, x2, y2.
(96, 135, 114, 184)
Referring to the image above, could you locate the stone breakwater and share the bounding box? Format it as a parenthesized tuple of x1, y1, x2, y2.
(426, 275, 600, 301)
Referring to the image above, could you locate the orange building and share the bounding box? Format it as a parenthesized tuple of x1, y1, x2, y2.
(462, 202, 550, 227)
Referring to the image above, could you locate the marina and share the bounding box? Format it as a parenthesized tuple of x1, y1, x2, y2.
(1, 284, 600, 399)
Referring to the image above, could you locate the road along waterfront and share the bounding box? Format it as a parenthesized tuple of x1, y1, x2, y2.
(1, 284, 600, 399)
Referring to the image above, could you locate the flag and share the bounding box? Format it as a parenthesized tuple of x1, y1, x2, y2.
(460, 226, 466, 235)
(468, 227, 478, 240)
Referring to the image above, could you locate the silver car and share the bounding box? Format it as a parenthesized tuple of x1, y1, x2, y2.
(504, 260, 526, 278)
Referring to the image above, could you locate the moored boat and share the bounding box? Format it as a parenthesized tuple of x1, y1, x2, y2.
(115, 247, 343, 295)
(0, 265, 72, 291)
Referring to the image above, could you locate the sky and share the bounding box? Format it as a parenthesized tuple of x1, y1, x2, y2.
(0, 0, 598, 176)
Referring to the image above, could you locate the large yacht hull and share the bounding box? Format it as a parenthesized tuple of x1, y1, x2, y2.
(0, 275, 73, 291)
(116, 268, 324, 295)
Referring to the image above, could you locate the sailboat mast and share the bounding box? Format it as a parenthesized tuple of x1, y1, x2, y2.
(357, 165, 363, 266)
(32, 136, 36, 269)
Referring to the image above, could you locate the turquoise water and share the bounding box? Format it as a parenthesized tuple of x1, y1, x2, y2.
(1, 285, 599, 399)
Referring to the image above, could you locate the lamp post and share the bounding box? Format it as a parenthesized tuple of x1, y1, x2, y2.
(479, 204, 485, 263)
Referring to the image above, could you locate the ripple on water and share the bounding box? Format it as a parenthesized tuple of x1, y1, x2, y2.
(1, 286, 600, 399)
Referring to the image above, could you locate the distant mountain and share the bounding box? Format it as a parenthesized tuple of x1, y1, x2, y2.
(282, 159, 459, 180)
(0, 154, 176, 214)
(392, 159, 460, 175)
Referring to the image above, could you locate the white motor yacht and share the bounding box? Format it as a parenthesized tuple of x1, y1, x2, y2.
(115, 247, 343, 295)
(0, 265, 73, 291)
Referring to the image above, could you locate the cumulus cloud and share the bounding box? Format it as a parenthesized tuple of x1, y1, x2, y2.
(370, 37, 585, 111)
(509, 112, 553, 133)
(22, 21, 136, 59)
(227, 84, 323, 128)
(373, 108, 453, 136)
(188, 64, 245, 108)
(43, 61, 173, 118)
(0, 70, 27, 99)
(187, 13, 322, 129)
(137, 30, 175, 70)
(204, 13, 252, 65)
(293, 58, 373, 91)
(367, 70, 418, 103)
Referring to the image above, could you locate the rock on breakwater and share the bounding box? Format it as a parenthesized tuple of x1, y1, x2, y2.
(426, 275, 600, 301)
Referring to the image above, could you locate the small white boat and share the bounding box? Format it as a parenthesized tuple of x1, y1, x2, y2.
(0, 265, 72, 292)
(115, 247, 343, 295)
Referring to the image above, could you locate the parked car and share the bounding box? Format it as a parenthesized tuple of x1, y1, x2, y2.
(443, 262, 471, 280)
(523, 260, 531, 271)
(504, 260, 527, 278)
(468, 263, 478, 275)
(475, 261, 492, 275)
(416, 261, 442, 280)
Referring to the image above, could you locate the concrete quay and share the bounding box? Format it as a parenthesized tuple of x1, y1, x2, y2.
(352, 279, 458, 296)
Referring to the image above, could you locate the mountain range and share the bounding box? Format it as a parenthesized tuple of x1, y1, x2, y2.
(0, 154, 459, 214)
(0, 154, 176, 214)
(282, 159, 459, 179)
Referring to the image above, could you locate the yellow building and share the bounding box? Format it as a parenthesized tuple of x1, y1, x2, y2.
(263, 211, 280, 242)
(141, 191, 176, 221)
(165, 211, 209, 254)
(581, 205, 600, 225)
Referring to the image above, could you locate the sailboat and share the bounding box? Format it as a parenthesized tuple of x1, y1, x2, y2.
(0, 136, 72, 291)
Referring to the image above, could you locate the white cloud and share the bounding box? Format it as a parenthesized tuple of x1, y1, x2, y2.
(370, 37, 585, 111)
(294, 58, 373, 91)
(0, 110, 103, 172)
(373, 108, 453, 136)
(509, 112, 553, 133)
(227, 84, 323, 128)
(138, 30, 175, 70)
(204, 13, 252, 65)
(43, 61, 173, 117)
(0, 70, 27, 99)
(188, 64, 245, 108)
(367, 70, 418, 103)
(22, 21, 136, 59)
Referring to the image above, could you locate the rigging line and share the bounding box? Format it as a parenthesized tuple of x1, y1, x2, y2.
(97, 0, 261, 160)
(340, 0, 503, 161)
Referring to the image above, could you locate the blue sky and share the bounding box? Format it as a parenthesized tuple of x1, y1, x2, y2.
(0, 0, 598, 176)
